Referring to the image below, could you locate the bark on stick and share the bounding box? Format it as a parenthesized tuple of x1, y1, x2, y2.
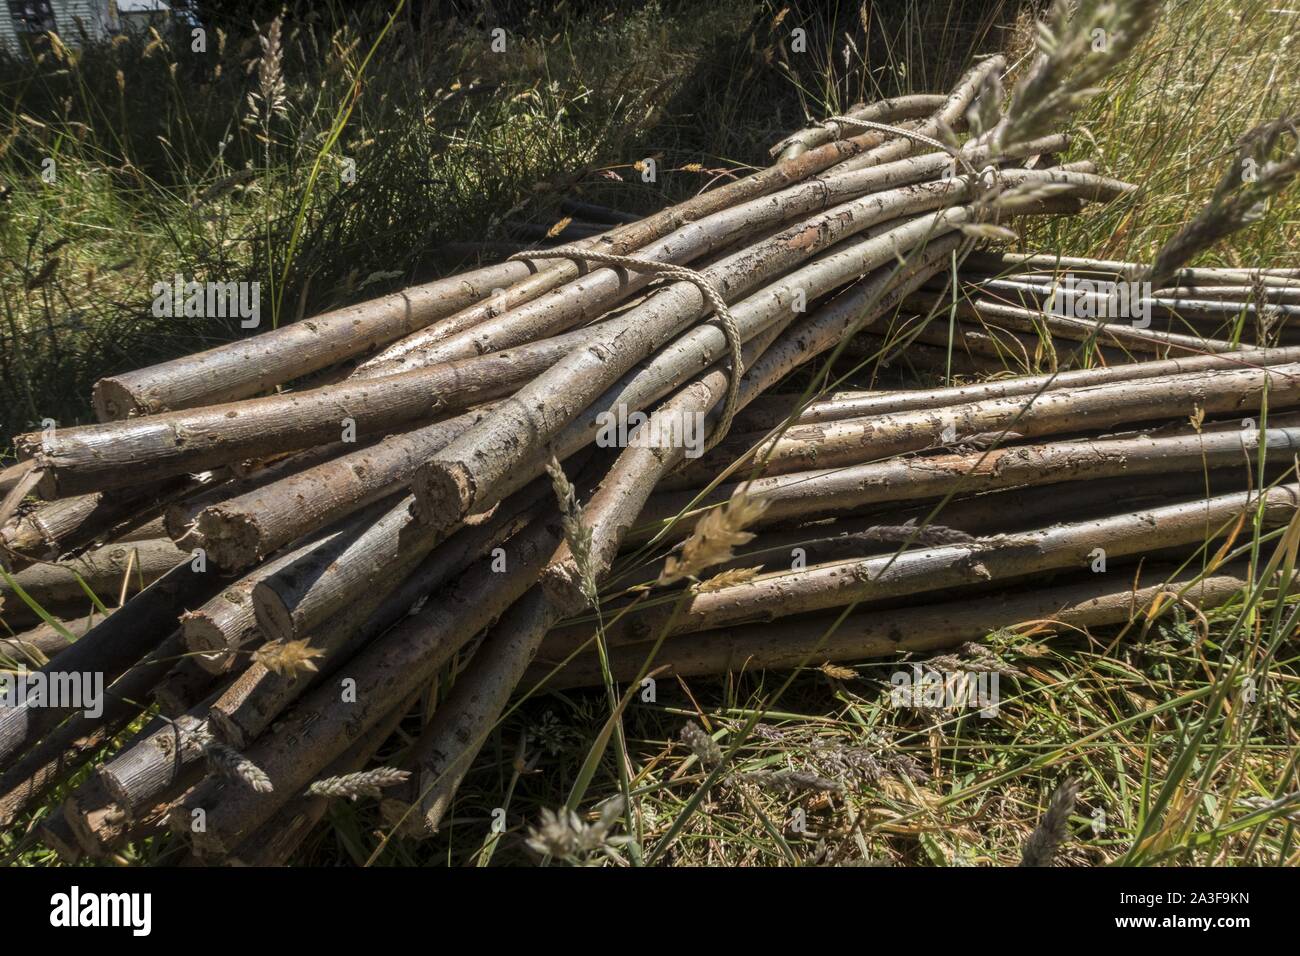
(91, 259, 533, 419)
(562, 485, 1299, 648)
(531, 567, 1258, 688)
(172, 513, 565, 858)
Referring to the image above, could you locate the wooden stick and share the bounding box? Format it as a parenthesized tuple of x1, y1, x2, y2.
(95, 708, 211, 814)
(954, 275, 1300, 321)
(727, 346, 1300, 430)
(90, 259, 536, 419)
(251, 494, 436, 645)
(903, 291, 1242, 355)
(638, 427, 1300, 541)
(560, 484, 1299, 648)
(397, 587, 559, 838)
(162, 441, 355, 545)
(771, 95, 949, 160)
(20, 332, 588, 497)
(2, 476, 196, 567)
(531, 566, 1259, 688)
(665, 360, 1300, 487)
(963, 251, 1300, 285)
(2, 538, 184, 620)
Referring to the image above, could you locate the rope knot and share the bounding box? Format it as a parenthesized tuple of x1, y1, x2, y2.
(506, 247, 745, 450)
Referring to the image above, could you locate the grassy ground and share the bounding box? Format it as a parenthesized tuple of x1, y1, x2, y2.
(3, 0, 1300, 867)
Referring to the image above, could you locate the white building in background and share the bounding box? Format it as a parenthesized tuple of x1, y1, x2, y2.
(0, 1, 193, 53)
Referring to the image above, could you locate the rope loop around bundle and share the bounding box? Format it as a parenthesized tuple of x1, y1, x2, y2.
(823, 115, 985, 182)
(825, 115, 1012, 225)
(509, 247, 745, 451)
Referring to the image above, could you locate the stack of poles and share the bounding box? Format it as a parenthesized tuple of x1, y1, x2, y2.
(0, 56, 1263, 863)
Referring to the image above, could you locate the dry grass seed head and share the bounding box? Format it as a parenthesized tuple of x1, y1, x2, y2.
(252, 637, 325, 677)
(658, 492, 769, 585)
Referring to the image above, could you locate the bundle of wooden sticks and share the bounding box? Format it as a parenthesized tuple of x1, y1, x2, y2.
(1, 55, 1295, 865)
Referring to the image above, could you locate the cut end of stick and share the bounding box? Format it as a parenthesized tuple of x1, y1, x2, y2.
(537, 557, 591, 618)
(37, 812, 86, 864)
(411, 460, 476, 530)
(168, 802, 231, 860)
(251, 579, 298, 645)
(179, 618, 243, 675)
(95, 763, 136, 811)
(206, 706, 251, 751)
(64, 776, 125, 859)
(180, 609, 236, 656)
(196, 506, 266, 571)
(91, 377, 146, 422)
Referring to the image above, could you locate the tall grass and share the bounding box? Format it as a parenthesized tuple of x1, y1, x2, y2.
(0, 0, 1019, 438)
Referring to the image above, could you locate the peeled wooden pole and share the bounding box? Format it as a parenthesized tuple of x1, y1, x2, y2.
(95, 707, 212, 815)
(555, 484, 1300, 650)
(771, 95, 949, 160)
(530, 567, 1258, 689)
(387, 587, 559, 838)
(963, 251, 1300, 286)
(727, 345, 1300, 431)
(905, 291, 1241, 354)
(251, 494, 433, 645)
(90, 258, 536, 419)
(1151, 285, 1300, 304)
(611, 469, 1238, 595)
(665, 360, 1300, 488)
(1, 538, 185, 616)
(637, 427, 1300, 543)
(162, 440, 355, 545)
(20, 325, 588, 497)
(952, 275, 1300, 322)
(1, 476, 195, 568)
